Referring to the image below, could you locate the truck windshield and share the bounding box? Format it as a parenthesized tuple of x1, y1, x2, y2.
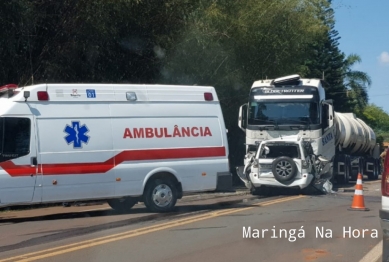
(248, 101, 319, 125)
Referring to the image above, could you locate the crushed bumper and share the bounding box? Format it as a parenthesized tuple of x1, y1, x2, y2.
(250, 174, 314, 190)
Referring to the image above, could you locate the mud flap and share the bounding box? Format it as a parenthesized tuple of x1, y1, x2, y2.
(215, 172, 234, 192)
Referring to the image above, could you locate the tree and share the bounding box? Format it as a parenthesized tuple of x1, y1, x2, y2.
(342, 53, 372, 113)
(360, 104, 389, 133)
(357, 104, 389, 149)
(2, 0, 372, 183)
(302, 0, 351, 112)
(157, 0, 330, 173)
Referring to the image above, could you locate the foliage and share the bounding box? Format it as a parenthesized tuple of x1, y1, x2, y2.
(155, 0, 331, 168)
(357, 104, 389, 149)
(0, 0, 387, 180)
(359, 104, 389, 134)
(302, 0, 350, 112)
(342, 53, 372, 114)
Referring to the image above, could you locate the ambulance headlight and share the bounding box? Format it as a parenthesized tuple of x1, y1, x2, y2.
(126, 92, 137, 101)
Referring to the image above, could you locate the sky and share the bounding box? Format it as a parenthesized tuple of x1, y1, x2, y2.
(333, 0, 389, 113)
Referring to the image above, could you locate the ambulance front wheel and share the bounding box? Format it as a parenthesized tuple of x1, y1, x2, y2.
(107, 197, 138, 213)
(144, 178, 178, 213)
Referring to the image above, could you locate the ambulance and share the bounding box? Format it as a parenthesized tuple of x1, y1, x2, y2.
(0, 83, 232, 213)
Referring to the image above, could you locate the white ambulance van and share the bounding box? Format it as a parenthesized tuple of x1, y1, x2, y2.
(0, 83, 232, 213)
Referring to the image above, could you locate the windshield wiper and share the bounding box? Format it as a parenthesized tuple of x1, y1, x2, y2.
(252, 119, 279, 129)
(263, 119, 279, 129)
(283, 119, 312, 130)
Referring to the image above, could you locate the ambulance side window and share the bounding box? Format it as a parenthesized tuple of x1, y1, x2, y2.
(0, 117, 31, 161)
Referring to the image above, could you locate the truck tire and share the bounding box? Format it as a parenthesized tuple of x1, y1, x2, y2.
(346, 156, 352, 182)
(337, 159, 349, 184)
(144, 178, 178, 213)
(272, 156, 297, 183)
(367, 160, 379, 180)
(368, 159, 379, 180)
(107, 197, 138, 213)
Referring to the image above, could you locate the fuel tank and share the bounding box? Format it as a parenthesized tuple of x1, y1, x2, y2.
(334, 112, 376, 155)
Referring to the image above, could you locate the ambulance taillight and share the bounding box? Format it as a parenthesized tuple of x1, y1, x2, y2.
(204, 92, 213, 101)
(37, 91, 49, 101)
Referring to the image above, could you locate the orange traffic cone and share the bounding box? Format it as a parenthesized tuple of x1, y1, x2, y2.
(348, 173, 369, 211)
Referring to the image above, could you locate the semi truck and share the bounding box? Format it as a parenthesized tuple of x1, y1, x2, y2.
(236, 74, 380, 194)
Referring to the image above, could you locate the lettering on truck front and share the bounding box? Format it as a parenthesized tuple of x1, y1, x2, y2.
(123, 126, 212, 139)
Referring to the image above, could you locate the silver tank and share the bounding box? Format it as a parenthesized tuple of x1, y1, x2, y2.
(334, 112, 376, 155)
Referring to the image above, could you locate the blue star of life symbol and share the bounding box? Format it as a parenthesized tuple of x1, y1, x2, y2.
(64, 121, 90, 149)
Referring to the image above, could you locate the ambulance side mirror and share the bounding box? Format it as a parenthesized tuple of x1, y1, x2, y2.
(238, 103, 247, 132)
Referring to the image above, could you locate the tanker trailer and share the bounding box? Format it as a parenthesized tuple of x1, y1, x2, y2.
(333, 112, 381, 182)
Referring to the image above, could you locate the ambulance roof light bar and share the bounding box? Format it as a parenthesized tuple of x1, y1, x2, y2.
(0, 84, 18, 98)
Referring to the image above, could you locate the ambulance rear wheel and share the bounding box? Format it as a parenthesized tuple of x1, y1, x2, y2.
(144, 178, 178, 213)
(107, 197, 138, 213)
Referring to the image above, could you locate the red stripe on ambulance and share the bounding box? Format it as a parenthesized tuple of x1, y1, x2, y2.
(0, 146, 226, 177)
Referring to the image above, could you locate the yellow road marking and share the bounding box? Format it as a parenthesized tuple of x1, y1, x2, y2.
(0, 195, 305, 262)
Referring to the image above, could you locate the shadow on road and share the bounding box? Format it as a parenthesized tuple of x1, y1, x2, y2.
(0, 195, 271, 225)
(0, 196, 278, 252)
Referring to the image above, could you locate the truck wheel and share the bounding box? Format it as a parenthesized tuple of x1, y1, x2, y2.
(374, 159, 380, 179)
(144, 178, 177, 213)
(272, 156, 297, 183)
(107, 197, 138, 213)
(367, 160, 378, 180)
(337, 172, 349, 184)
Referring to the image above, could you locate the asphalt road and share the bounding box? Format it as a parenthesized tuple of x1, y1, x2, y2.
(0, 179, 383, 262)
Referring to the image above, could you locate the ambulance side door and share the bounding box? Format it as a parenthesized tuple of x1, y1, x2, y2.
(38, 116, 116, 202)
(0, 116, 39, 204)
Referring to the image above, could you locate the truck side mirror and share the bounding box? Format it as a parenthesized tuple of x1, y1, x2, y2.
(321, 104, 329, 129)
(327, 103, 334, 128)
(238, 103, 248, 132)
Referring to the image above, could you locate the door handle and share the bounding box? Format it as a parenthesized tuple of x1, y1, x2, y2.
(31, 156, 37, 166)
